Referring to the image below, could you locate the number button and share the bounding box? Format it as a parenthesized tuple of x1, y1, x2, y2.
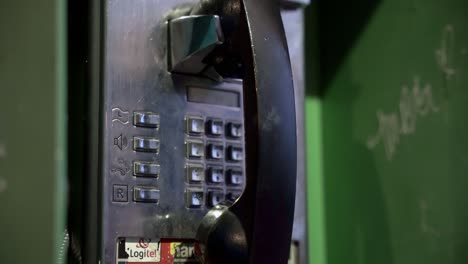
(207, 119, 223, 136)
(207, 191, 225, 207)
(186, 140, 204, 159)
(227, 168, 243, 186)
(207, 143, 224, 160)
(186, 164, 204, 183)
(227, 122, 242, 138)
(227, 145, 243, 162)
(186, 189, 204, 208)
(206, 166, 224, 184)
(186, 116, 204, 135)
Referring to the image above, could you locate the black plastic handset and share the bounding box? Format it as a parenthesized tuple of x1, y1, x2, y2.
(191, 0, 297, 263)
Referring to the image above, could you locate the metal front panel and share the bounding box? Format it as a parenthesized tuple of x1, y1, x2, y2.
(101, 1, 309, 263)
(101, 1, 246, 262)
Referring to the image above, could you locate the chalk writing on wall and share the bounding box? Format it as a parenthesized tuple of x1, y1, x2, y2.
(366, 77, 439, 160)
(367, 25, 457, 161)
(435, 25, 456, 80)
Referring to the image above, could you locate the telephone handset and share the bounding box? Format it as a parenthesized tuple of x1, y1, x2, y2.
(98, 0, 296, 263)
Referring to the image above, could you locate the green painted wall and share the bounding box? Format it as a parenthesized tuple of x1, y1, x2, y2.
(306, 0, 468, 263)
(0, 0, 67, 263)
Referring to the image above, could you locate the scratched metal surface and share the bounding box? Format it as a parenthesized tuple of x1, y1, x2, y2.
(101, 0, 310, 263)
(313, 0, 468, 263)
(101, 0, 246, 262)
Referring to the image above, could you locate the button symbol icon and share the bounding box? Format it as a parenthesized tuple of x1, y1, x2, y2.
(111, 158, 130, 176)
(114, 134, 128, 150)
(112, 107, 130, 125)
(113, 185, 128, 202)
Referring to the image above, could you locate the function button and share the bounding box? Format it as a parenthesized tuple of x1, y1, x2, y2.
(185, 189, 204, 208)
(133, 136, 159, 153)
(207, 143, 224, 160)
(226, 122, 242, 138)
(113, 185, 128, 202)
(227, 145, 243, 162)
(133, 112, 160, 128)
(186, 163, 204, 183)
(206, 119, 224, 137)
(133, 186, 160, 203)
(227, 168, 243, 186)
(133, 161, 159, 178)
(207, 191, 225, 207)
(226, 191, 242, 202)
(206, 166, 224, 184)
(186, 116, 205, 135)
(186, 140, 204, 159)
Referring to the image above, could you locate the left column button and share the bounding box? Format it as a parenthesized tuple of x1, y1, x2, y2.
(133, 112, 160, 128)
(134, 187, 160, 203)
(133, 161, 160, 177)
(133, 137, 159, 153)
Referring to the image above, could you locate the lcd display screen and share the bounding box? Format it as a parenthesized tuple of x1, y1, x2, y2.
(187, 87, 240, 108)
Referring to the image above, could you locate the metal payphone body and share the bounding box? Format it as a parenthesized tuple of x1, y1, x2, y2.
(74, 0, 309, 263)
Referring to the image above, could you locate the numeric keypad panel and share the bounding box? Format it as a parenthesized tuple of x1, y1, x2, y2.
(101, 22, 246, 260)
(184, 116, 245, 209)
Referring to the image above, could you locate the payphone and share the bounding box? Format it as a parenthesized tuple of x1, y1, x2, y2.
(67, 0, 308, 263)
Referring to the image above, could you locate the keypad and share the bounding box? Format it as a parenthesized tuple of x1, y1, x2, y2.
(184, 114, 245, 209)
(110, 110, 245, 210)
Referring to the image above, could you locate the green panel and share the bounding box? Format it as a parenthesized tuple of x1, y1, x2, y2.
(305, 3, 327, 264)
(306, 97, 327, 264)
(0, 0, 67, 263)
(306, 0, 468, 263)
